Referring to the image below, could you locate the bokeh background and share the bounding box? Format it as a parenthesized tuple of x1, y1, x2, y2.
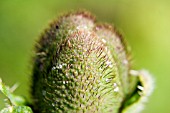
(0, 0, 169, 113)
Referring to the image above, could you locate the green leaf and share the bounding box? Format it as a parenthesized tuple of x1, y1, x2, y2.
(121, 70, 154, 113)
(0, 78, 26, 106)
(0, 78, 33, 113)
(0, 106, 33, 113)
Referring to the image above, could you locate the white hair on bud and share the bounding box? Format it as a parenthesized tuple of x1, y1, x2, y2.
(123, 69, 154, 113)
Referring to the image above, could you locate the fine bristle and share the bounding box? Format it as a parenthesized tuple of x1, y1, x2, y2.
(31, 10, 153, 113)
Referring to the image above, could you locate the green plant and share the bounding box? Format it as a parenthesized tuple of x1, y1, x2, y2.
(0, 10, 154, 113)
(0, 79, 33, 113)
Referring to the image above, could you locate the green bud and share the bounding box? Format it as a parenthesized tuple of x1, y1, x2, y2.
(31, 11, 154, 113)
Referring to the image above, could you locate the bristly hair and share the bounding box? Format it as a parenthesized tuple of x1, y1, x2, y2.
(31, 10, 154, 113)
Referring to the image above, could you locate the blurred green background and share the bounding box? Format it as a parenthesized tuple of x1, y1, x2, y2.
(0, 0, 169, 113)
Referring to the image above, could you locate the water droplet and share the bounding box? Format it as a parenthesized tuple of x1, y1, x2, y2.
(114, 87, 119, 92)
(109, 65, 113, 68)
(52, 66, 56, 70)
(102, 39, 106, 43)
(59, 64, 62, 69)
(113, 83, 117, 87)
(106, 61, 111, 65)
(137, 85, 144, 91)
(106, 61, 113, 68)
(105, 78, 110, 82)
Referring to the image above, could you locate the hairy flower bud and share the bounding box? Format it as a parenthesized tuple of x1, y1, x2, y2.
(31, 11, 154, 113)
